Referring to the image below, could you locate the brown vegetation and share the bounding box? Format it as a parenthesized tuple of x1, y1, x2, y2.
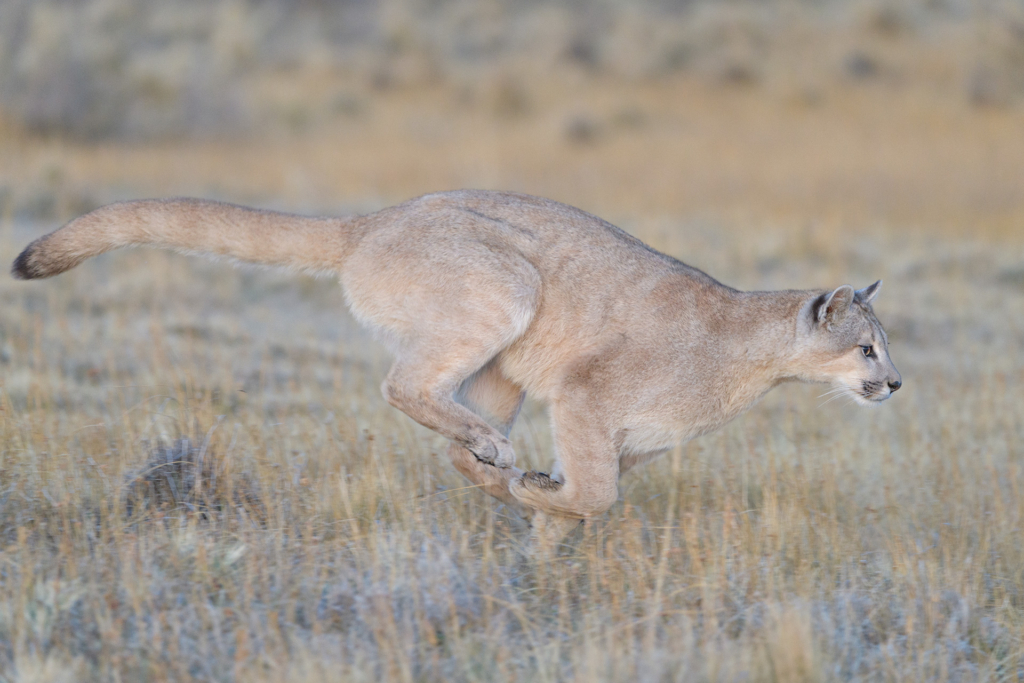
(0, 1, 1023, 680)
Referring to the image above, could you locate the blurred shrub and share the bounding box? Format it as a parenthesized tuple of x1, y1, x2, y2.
(0, 0, 257, 138)
(0, 0, 1022, 140)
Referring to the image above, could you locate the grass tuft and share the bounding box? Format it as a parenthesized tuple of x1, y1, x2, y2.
(123, 437, 266, 525)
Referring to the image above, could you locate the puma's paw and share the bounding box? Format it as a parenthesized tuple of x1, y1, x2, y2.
(514, 470, 563, 493)
(492, 439, 516, 469)
(469, 436, 516, 469)
(510, 471, 559, 511)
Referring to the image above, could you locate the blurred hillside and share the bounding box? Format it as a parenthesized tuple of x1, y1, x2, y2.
(3, 0, 1024, 139)
(1, 0, 1023, 237)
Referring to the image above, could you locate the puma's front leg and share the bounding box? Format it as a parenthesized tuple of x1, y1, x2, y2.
(619, 448, 670, 475)
(509, 400, 620, 537)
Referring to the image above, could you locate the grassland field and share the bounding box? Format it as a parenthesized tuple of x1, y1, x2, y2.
(1, 6, 1024, 679)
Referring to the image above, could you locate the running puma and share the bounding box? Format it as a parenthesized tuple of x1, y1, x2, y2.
(12, 190, 902, 541)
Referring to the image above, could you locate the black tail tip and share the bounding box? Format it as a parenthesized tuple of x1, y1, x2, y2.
(11, 247, 40, 280)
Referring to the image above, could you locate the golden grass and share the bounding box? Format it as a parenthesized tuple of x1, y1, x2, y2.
(1, 18, 1024, 675)
(0, 193, 1022, 680)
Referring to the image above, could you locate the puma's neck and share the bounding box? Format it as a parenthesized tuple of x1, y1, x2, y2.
(713, 289, 811, 415)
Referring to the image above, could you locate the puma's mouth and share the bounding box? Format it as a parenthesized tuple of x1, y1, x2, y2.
(821, 382, 887, 408)
(859, 380, 890, 404)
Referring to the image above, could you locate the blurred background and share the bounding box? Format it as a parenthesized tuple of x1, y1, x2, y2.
(0, 0, 1023, 238)
(3, 3, 1024, 679)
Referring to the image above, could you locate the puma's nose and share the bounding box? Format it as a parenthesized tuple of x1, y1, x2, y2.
(888, 379, 902, 392)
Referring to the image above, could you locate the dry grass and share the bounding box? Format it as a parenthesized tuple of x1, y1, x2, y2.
(0, 204, 1022, 681)
(1, 2, 1024, 680)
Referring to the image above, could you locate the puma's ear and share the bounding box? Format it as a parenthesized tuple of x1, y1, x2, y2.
(811, 285, 855, 326)
(855, 279, 882, 305)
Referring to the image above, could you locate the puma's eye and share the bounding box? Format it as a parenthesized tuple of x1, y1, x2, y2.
(861, 345, 874, 357)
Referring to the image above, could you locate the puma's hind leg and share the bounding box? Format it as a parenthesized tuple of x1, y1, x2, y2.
(349, 238, 540, 470)
(445, 360, 533, 518)
(382, 346, 519, 469)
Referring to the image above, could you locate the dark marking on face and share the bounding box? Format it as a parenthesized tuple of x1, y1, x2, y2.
(861, 379, 884, 397)
(810, 292, 830, 321)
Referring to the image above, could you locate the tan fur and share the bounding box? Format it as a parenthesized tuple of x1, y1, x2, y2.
(12, 190, 901, 542)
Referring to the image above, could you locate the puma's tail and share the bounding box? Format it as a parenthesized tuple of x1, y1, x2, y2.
(12, 198, 365, 280)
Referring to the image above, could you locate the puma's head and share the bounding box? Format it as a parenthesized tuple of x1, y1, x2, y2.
(795, 280, 902, 405)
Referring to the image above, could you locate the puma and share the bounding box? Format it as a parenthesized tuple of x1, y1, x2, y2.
(12, 190, 901, 543)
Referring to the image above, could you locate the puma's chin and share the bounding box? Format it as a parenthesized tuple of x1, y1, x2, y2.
(853, 386, 891, 406)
